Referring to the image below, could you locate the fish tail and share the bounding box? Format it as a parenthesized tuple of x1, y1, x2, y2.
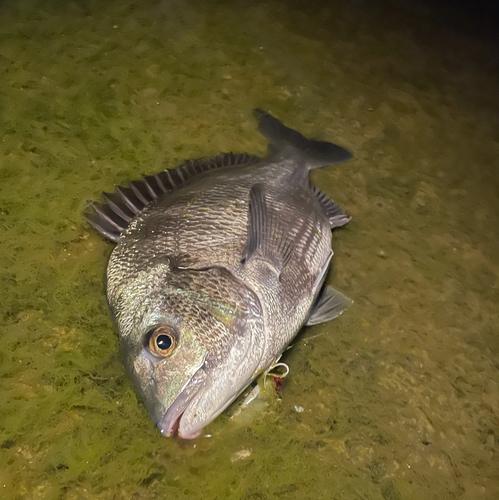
(254, 109, 352, 169)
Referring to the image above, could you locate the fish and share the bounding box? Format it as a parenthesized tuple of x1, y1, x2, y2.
(84, 109, 353, 439)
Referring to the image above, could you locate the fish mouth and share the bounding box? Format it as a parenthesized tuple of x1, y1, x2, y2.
(158, 409, 202, 440)
(156, 327, 265, 439)
(156, 369, 207, 439)
(156, 369, 245, 439)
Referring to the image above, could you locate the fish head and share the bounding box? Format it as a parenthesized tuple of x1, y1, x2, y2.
(108, 261, 265, 439)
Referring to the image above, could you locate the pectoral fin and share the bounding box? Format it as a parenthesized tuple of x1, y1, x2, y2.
(243, 184, 293, 275)
(306, 285, 352, 326)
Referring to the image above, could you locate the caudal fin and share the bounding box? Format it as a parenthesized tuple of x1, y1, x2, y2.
(254, 109, 353, 169)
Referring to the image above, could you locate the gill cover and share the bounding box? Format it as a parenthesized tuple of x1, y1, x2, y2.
(114, 264, 266, 437)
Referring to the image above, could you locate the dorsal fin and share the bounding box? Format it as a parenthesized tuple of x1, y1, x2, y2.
(84, 153, 260, 242)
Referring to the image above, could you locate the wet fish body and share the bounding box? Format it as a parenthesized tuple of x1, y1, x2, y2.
(85, 110, 352, 438)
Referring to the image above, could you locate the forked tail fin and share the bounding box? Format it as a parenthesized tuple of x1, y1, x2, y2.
(254, 109, 352, 169)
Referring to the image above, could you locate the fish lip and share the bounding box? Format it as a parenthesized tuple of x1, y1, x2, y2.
(156, 370, 206, 439)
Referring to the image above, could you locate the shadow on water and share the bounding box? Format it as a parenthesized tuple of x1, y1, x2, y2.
(0, 0, 498, 499)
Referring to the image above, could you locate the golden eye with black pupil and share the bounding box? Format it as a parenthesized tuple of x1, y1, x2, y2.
(147, 326, 177, 357)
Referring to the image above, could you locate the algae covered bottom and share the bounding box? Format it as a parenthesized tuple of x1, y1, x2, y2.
(0, 0, 498, 499)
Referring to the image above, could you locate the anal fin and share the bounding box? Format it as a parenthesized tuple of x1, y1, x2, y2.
(311, 185, 351, 229)
(243, 184, 293, 275)
(306, 285, 352, 326)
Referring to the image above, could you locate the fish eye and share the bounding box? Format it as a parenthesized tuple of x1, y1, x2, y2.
(147, 326, 178, 357)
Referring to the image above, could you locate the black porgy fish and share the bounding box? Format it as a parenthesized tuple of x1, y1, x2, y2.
(85, 110, 353, 439)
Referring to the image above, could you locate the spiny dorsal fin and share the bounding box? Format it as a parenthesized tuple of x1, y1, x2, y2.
(84, 152, 261, 242)
(84, 203, 125, 242)
(311, 185, 352, 229)
(243, 183, 293, 275)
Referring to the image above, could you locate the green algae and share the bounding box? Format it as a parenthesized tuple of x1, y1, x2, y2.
(1, 0, 499, 499)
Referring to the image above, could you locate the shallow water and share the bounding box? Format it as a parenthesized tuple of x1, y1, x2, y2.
(1, 1, 498, 499)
